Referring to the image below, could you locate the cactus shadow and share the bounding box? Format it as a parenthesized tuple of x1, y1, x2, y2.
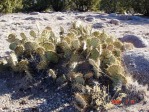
(0, 70, 76, 111)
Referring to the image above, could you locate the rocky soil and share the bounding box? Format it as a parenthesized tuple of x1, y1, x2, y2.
(0, 12, 149, 112)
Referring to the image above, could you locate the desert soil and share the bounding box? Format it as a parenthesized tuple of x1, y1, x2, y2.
(0, 12, 149, 112)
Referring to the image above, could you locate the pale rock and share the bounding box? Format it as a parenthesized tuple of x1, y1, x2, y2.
(109, 13, 117, 17)
(29, 12, 40, 15)
(85, 17, 95, 22)
(109, 19, 120, 25)
(120, 35, 148, 48)
(57, 16, 65, 20)
(24, 17, 42, 20)
(92, 23, 105, 29)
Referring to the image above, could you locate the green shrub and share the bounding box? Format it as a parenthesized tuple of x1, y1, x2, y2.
(100, 0, 132, 13)
(50, 0, 72, 11)
(22, 0, 50, 12)
(73, 0, 100, 11)
(0, 0, 23, 13)
(132, 0, 149, 16)
(100, 0, 149, 15)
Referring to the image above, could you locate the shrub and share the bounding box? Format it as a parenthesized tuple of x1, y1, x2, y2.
(0, 0, 23, 13)
(22, 0, 50, 12)
(50, 0, 72, 11)
(72, 0, 100, 11)
(133, 0, 149, 16)
(100, 0, 149, 16)
(100, 0, 132, 13)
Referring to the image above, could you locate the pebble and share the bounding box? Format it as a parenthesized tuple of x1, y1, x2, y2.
(85, 17, 95, 22)
(24, 17, 42, 20)
(57, 16, 65, 20)
(76, 16, 85, 20)
(109, 13, 117, 17)
(0, 20, 7, 22)
(92, 23, 105, 29)
(109, 19, 120, 25)
(29, 12, 40, 15)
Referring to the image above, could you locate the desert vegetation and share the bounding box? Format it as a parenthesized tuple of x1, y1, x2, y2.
(0, 0, 149, 15)
(0, 0, 149, 111)
(0, 21, 145, 111)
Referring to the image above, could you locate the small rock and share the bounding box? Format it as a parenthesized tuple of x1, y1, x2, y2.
(2, 106, 9, 110)
(24, 26, 33, 29)
(76, 16, 85, 20)
(100, 18, 107, 21)
(43, 18, 49, 20)
(24, 17, 42, 20)
(30, 12, 39, 15)
(120, 35, 148, 48)
(109, 13, 117, 17)
(92, 23, 105, 29)
(109, 19, 120, 25)
(0, 20, 7, 22)
(57, 16, 64, 20)
(123, 48, 149, 85)
(85, 17, 95, 22)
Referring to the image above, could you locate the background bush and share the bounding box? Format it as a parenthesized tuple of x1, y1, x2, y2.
(100, 0, 149, 16)
(100, 0, 132, 13)
(73, 0, 101, 11)
(22, 0, 50, 12)
(0, 0, 23, 13)
(132, 0, 149, 16)
(50, 0, 72, 11)
(0, 0, 149, 16)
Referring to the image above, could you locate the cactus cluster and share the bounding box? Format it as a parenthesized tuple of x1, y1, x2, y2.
(1, 22, 131, 111)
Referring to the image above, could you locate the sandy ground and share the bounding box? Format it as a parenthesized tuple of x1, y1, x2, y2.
(0, 12, 149, 112)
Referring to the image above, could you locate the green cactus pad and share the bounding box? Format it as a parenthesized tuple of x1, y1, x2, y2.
(106, 37, 115, 44)
(9, 42, 18, 50)
(99, 31, 109, 42)
(113, 41, 123, 49)
(24, 42, 38, 51)
(92, 31, 101, 37)
(45, 50, 59, 63)
(90, 48, 100, 61)
(42, 42, 55, 51)
(35, 47, 45, 55)
(7, 33, 17, 43)
(101, 49, 113, 58)
(14, 45, 24, 56)
(90, 37, 100, 48)
(37, 61, 47, 70)
(56, 74, 67, 85)
(107, 64, 124, 76)
(112, 49, 121, 57)
(71, 39, 81, 49)
(16, 60, 29, 71)
(20, 33, 27, 40)
(30, 30, 36, 38)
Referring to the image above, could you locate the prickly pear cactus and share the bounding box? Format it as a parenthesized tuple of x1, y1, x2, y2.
(2, 22, 132, 111)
